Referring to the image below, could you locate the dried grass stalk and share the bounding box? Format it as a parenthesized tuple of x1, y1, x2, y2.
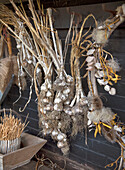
(0, 109, 29, 141)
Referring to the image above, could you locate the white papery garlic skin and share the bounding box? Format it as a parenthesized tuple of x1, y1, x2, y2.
(41, 84, 46, 91)
(44, 106, 51, 111)
(43, 98, 49, 103)
(86, 56, 95, 63)
(114, 125, 122, 132)
(27, 60, 32, 64)
(97, 79, 108, 85)
(97, 70, 104, 78)
(104, 85, 110, 92)
(67, 75, 73, 83)
(52, 130, 58, 136)
(63, 138, 67, 142)
(87, 119, 92, 126)
(61, 94, 67, 101)
(95, 62, 102, 69)
(109, 88, 116, 95)
(57, 134, 64, 141)
(95, 73, 101, 78)
(58, 122, 62, 128)
(54, 104, 63, 111)
(57, 141, 64, 148)
(48, 83, 52, 89)
(64, 100, 70, 105)
(17, 44, 21, 49)
(87, 49, 95, 55)
(46, 91, 52, 97)
(65, 109, 72, 115)
(54, 98, 62, 104)
(45, 123, 49, 129)
(63, 88, 70, 94)
(40, 108, 43, 113)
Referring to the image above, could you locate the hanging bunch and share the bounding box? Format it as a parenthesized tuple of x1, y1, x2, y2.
(91, 5, 125, 95)
(83, 4, 125, 169)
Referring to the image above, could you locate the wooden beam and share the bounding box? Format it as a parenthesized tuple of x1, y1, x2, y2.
(1, 0, 125, 8)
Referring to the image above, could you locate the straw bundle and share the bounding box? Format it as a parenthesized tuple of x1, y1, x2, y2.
(0, 109, 28, 141)
(0, 109, 29, 154)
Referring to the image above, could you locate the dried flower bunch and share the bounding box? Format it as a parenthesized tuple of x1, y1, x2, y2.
(0, 109, 29, 141)
(0, 1, 125, 169)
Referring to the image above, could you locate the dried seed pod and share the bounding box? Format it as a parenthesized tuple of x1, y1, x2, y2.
(107, 59, 121, 72)
(102, 125, 116, 143)
(92, 28, 108, 44)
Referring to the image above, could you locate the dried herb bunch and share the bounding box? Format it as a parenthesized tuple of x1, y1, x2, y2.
(0, 109, 29, 141)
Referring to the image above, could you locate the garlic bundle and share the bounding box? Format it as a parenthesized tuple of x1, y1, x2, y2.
(71, 98, 88, 137)
(38, 78, 54, 116)
(86, 49, 96, 71)
(54, 73, 74, 113)
(94, 59, 119, 95)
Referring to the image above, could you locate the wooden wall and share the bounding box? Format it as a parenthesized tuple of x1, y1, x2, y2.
(2, 1, 125, 169)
